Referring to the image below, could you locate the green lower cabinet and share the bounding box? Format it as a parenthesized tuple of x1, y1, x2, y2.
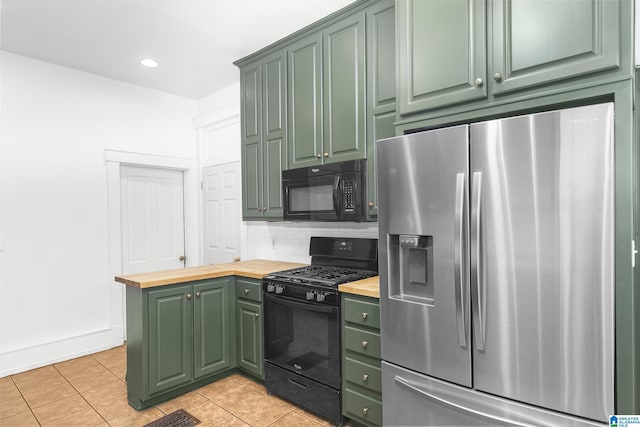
(236, 300, 263, 378)
(235, 278, 264, 379)
(126, 277, 235, 410)
(148, 284, 193, 395)
(342, 294, 382, 427)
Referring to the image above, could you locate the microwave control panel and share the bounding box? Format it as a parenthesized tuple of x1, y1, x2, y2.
(343, 179, 355, 213)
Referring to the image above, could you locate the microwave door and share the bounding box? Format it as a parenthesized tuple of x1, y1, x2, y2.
(284, 177, 338, 220)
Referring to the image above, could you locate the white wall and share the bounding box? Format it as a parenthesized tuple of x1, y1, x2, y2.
(0, 52, 198, 376)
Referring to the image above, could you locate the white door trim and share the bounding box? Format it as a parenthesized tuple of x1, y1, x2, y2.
(105, 150, 199, 341)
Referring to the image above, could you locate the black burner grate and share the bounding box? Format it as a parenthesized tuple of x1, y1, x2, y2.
(143, 409, 200, 427)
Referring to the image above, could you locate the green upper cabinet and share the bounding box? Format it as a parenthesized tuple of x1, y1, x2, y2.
(491, 0, 620, 95)
(323, 14, 366, 164)
(397, 0, 487, 115)
(148, 284, 193, 396)
(397, 0, 622, 116)
(288, 14, 366, 168)
(240, 50, 287, 220)
(366, 0, 395, 219)
(287, 33, 323, 168)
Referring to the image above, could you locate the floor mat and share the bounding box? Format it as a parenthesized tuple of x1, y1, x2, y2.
(143, 409, 200, 427)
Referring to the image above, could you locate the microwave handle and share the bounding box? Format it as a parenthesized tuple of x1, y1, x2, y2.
(333, 175, 341, 215)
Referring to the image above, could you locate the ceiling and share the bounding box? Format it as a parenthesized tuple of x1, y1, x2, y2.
(0, 0, 356, 99)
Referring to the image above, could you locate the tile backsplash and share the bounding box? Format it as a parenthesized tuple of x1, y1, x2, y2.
(242, 221, 379, 264)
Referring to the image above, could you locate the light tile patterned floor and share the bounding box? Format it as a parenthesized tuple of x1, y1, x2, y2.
(0, 345, 338, 427)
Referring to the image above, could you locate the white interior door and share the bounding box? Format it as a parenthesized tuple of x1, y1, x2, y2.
(121, 165, 186, 274)
(203, 162, 241, 264)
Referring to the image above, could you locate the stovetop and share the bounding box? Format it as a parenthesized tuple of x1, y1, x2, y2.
(264, 265, 377, 288)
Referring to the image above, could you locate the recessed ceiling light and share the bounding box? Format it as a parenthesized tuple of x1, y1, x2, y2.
(140, 58, 159, 68)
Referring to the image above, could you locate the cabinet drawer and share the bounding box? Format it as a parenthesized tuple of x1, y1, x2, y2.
(343, 296, 380, 329)
(344, 356, 382, 394)
(344, 326, 381, 359)
(236, 278, 262, 302)
(344, 387, 382, 426)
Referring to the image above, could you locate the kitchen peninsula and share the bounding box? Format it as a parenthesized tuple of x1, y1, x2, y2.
(115, 259, 380, 421)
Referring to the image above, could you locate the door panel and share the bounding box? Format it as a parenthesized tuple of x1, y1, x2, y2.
(492, 0, 620, 94)
(148, 285, 192, 395)
(121, 166, 185, 274)
(237, 300, 263, 377)
(377, 125, 471, 387)
(194, 280, 231, 378)
(242, 142, 262, 218)
(469, 104, 614, 421)
(323, 14, 366, 163)
(397, 0, 486, 114)
(288, 33, 323, 168)
(203, 162, 241, 264)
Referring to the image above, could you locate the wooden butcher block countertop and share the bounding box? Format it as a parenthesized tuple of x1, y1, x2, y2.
(114, 259, 307, 289)
(339, 276, 380, 299)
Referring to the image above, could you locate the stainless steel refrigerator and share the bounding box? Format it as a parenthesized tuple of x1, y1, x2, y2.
(377, 103, 614, 426)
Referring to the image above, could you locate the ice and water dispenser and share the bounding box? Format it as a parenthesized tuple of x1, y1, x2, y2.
(388, 234, 434, 304)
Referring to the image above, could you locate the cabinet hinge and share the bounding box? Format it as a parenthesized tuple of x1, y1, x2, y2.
(633, 240, 638, 268)
(200, 181, 203, 190)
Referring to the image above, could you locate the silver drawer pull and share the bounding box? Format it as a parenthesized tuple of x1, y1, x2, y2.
(362, 312, 368, 319)
(186, 293, 192, 300)
(243, 289, 250, 295)
(362, 407, 369, 416)
(361, 340, 368, 349)
(362, 374, 369, 382)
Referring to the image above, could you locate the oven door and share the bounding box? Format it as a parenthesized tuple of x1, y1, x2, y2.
(263, 292, 341, 389)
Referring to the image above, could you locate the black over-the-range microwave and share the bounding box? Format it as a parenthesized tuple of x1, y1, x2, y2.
(282, 159, 367, 221)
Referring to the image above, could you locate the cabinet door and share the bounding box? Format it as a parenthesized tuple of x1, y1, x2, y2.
(242, 140, 264, 219)
(323, 13, 366, 164)
(237, 299, 264, 378)
(397, 0, 486, 115)
(492, 0, 620, 94)
(366, 0, 396, 219)
(288, 33, 323, 168)
(148, 284, 193, 395)
(193, 279, 232, 379)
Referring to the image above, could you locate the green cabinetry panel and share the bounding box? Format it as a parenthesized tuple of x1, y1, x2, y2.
(126, 277, 235, 410)
(366, 0, 395, 219)
(323, 13, 366, 163)
(342, 294, 382, 427)
(288, 33, 323, 168)
(148, 284, 193, 395)
(397, 0, 486, 115)
(240, 50, 287, 220)
(397, 0, 624, 116)
(288, 15, 366, 168)
(492, 0, 620, 94)
(235, 278, 264, 379)
(194, 280, 232, 378)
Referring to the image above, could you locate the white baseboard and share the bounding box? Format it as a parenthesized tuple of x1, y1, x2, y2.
(0, 325, 125, 377)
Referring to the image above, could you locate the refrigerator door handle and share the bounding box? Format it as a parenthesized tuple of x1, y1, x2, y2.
(394, 375, 532, 427)
(454, 172, 467, 348)
(471, 171, 485, 351)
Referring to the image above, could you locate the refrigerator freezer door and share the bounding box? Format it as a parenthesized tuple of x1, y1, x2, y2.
(382, 361, 604, 427)
(377, 124, 471, 387)
(469, 103, 614, 422)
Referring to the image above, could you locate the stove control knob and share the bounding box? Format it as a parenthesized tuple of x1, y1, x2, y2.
(266, 284, 275, 293)
(306, 291, 315, 300)
(316, 293, 326, 302)
(275, 285, 284, 294)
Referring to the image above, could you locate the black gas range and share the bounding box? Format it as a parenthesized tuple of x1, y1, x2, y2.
(262, 237, 378, 425)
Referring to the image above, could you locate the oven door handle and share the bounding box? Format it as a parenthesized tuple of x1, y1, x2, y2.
(264, 293, 337, 314)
